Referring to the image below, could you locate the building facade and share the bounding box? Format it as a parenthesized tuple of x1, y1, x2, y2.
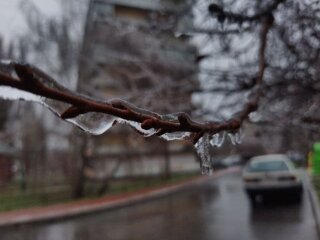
(78, 0, 199, 178)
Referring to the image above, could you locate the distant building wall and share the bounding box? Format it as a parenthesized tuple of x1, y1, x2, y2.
(78, 0, 199, 177)
(0, 156, 13, 184)
(0, 145, 15, 184)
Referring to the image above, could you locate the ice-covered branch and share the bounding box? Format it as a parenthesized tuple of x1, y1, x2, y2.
(0, 64, 241, 137)
(0, 16, 272, 174)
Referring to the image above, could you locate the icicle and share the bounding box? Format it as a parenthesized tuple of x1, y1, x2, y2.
(227, 132, 236, 145)
(210, 131, 226, 147)
(227, 128, 243, 145)
(234, 128, 243, 144)
(195, 133, 212, 175)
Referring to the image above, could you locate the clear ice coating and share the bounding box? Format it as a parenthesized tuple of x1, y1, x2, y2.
(116, 119, 158, 137)
(160, 114, 179, 122)
(160, 131, 191, 141)
(0, 61, 42, 102)
(0, 62, 196, 139)
(0, 75, 183, 137)
(68, 114, 117, 135)
(0, 86, 41, 102)
(0, 61, 236, 174)
(210, 131, 226, 147)
(195, 133, 212, 175)
(0, 61, 120, 135)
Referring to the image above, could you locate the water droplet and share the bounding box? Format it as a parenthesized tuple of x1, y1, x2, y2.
(194, 133, 212, 175)
(210, 131, 226, 147)
(68, 113, 117, 135)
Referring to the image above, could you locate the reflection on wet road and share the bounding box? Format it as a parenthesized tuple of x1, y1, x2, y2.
(0, 171, 318, 240)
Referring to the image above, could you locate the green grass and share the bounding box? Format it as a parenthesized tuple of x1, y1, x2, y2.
(110, 173, 198, 193)
(0, 172, 198, 212)
(0, 186, 76, 212)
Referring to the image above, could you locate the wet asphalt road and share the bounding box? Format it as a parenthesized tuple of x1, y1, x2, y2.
(0, 171, 318, 240)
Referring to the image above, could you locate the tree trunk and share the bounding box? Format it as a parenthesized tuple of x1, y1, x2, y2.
(73, 134, 90, 199)
(163, 141, 171, 179)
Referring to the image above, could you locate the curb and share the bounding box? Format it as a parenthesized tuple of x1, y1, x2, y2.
(0, 167, 239, 228)
(305, 172, 320, 239)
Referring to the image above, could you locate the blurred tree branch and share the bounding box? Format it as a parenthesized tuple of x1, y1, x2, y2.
(208, 0, 284, 23)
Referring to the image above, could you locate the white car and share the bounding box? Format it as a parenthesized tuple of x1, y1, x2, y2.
(243, 154, 303, 203)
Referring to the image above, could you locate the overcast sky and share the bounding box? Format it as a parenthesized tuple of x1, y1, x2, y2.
(0, 0, 61, 45)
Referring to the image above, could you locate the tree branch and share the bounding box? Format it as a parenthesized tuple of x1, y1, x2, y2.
(0, 16, 272, 144)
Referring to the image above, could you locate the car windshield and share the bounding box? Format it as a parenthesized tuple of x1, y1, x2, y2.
(247, 160, 289, 172)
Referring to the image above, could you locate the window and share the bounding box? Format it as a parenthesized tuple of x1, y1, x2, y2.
(114, 5, 149, 22)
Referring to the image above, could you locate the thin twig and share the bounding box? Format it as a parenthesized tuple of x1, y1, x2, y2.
(208, 0, 285, 23)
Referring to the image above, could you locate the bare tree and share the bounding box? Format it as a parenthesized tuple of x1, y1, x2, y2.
(0, 35, 14, 130)
(191, 0, 320, 153)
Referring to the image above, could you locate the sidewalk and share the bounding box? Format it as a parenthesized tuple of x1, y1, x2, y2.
(0, 167, 239, 227)
(305, 171, 320, 239)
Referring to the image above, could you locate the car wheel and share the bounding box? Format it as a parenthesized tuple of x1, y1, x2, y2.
(292, 192, 302, 203)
